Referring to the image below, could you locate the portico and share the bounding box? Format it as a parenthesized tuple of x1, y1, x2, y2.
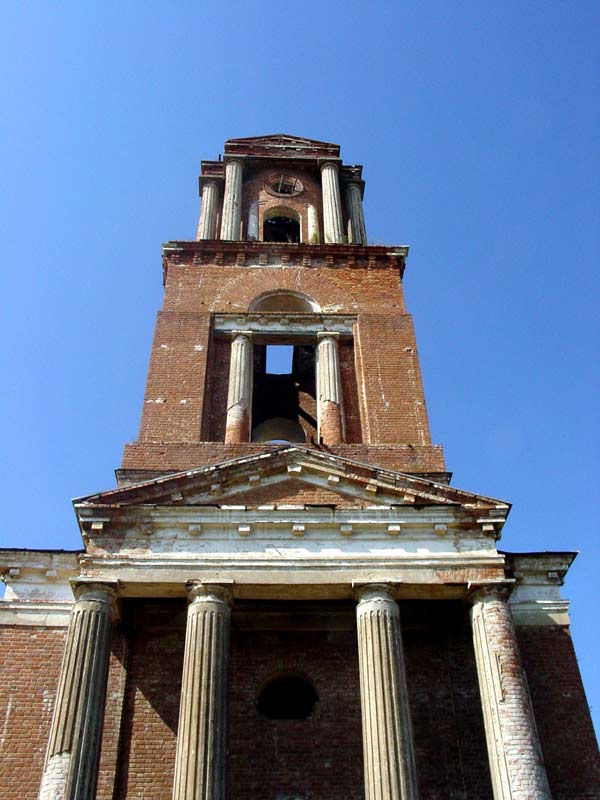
(24, 446, 553, 800)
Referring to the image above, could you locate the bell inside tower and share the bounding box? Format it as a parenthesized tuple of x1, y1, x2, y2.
(251, 343, 315, 443)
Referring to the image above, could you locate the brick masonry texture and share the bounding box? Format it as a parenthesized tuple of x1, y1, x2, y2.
(0, 626, 66, 800)
(517, 627, 600, 800)
(3, 607, 599, 799)
(123, 256, 444, 476)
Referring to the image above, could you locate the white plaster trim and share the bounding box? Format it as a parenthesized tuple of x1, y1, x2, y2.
(214, 313, 356, 336)
(0, 601, 73, 627)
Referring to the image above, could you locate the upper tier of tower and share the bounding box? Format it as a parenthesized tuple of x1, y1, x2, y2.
(197, 134, 366, 245)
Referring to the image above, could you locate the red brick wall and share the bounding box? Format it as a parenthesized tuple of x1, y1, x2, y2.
(517, 626, 600, 800)
(102, 600, 497, 800)
(240, 166, 324, 243)
(124, 254, 441, 471)
(112, 601, 184, 799)
(4, 610, 599, 799)
(0, 626, 65, 800)
(138, 312, 212, 443)
(120, 441, 446, 476)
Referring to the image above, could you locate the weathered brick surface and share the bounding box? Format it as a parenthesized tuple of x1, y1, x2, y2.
(5, 606, 599, 799)
(224, 477, 369, 507)
(0, 626, 65, 800)
(518, 626, 600, 800)
(112, 602, 184, 799)
(123, 254, 442, 473)
(240, 166, 324, 242)
(120, 442, 446, 477)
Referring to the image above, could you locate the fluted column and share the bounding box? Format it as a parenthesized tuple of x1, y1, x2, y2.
(470, 586, 551, 800)
(224, 331, 253, 443)
(316, 331, 344, 444)
(356, 585, 419, 800)
(320, 161, 344, 243)
(220, 159, 243, 240)
(345, 181, 367, 244)
(173, 583, 233, 800)
(39, 581, 117, 800)
(197, 180, 219, 240)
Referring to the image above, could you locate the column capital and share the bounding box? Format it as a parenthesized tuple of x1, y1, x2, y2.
(223, 155, 246, 169)
(186, 581, 234, 607)
(199, 175, 222, 191)
(319, 159, 341, 172)
(467, 581, 514, 606)
(231, 329, 253, 341)
(70, 578, 119, 604)
(354, 582, 398, 607)
(317, 330, 340, 341)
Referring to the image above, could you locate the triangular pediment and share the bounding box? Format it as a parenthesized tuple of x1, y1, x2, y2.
(224, 134, 340, 159)
(75, 447, 509, 513)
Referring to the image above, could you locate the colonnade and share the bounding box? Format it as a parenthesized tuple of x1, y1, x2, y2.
(197, 159, 367, 244)
(224, 329, 345, 446)
(39, 581, 550, 800)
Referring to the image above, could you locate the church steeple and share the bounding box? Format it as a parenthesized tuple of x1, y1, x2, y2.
(120, 135, 443, 484)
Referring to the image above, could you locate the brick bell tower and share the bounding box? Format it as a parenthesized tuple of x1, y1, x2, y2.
(1, 135, 598, 800)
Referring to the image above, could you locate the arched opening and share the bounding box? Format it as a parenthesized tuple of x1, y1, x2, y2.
(252, 417, 306, 444)
(249, 290, 319, 313)
(257, 673, 319, 720)
(263, 207, 301, 243)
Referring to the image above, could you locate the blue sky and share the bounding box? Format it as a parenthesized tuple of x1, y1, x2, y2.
(1, 2, 598, 734)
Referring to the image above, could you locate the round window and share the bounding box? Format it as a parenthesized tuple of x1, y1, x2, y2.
(257, 674, 318, 719)
(265, 174, 303, 197)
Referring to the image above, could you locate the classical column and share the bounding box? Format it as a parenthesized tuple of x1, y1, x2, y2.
(320, 161, 344, 243)
(220, 159, 243, 240)
(345, 181, 367, 244)
(247, 200, 259, 240)
(224, 331, 253, 443)
(172, 583, 233, 800)
(470, 586, 551, 800)
(307, 204, 319, 243)
(356, 585, 419, 800)
(316, 332, 344, 444)
(197, 180, 219, 240)
(39, 580, 117, 800)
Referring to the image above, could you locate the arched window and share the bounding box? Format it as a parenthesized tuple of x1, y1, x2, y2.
(249, 290, 319, 313)
(263, 207, 301, 243)
(257, 673, 319, 719)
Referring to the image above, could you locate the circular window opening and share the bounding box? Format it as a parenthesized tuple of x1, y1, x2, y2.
(264, 216, 300, 243)
(257, 675, 318, 720)
(265, 174, 303, 197)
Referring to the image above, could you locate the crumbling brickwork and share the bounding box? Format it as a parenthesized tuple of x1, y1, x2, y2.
(517, 626, 600, 800)
(0, 627, 65, 799)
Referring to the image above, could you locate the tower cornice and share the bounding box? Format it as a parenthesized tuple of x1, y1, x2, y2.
(161, 240, 409, 284)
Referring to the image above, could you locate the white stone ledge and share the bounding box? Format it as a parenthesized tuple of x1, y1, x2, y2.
(510, 599, 571, 627)
(0, 601, 73, 627)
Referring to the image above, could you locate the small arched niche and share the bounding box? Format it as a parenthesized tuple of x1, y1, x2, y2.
(251, 417, 306, 444)
(257, 672, 319, 720)
(249, 290, 320, 313)
(263, 206, 301, 243)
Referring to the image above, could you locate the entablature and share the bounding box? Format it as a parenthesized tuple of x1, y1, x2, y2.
(162, 241, 408, 284)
